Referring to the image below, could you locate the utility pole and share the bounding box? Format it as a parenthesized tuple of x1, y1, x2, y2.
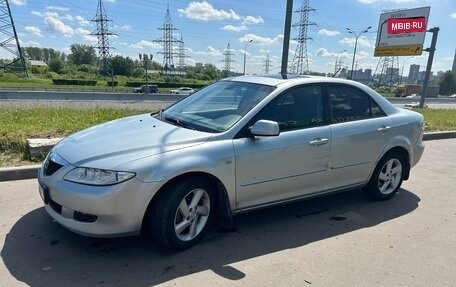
(281, 0, 293, 77)
(139, 54, 153, 94)
(420, 27, 439, 108)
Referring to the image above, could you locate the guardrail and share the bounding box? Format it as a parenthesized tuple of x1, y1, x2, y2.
(0, 90, 185, 102)
(0, 87, 133, 93)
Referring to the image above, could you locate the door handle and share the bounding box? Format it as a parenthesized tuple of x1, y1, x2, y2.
(309, 138, 329, 147)
(377, 125, 391, 134)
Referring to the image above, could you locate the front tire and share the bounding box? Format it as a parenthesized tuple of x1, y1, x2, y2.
(149, 178, 214, 250)
(364, 152, 405, 201)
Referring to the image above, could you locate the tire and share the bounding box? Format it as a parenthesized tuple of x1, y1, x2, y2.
(149, 177, 214, 250)
(364, 152, 405, 201)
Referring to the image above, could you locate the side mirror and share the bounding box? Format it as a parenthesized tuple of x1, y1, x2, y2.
(250, 120, 280, 137)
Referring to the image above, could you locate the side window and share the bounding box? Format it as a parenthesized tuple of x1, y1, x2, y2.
(254, 85, 324, 131)
(329, 85, 383, 123)
(370, 98, 386, 118)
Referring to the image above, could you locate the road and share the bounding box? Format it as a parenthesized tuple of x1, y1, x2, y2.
(1, 91, 456, 110)
(1, 139, 455, 286)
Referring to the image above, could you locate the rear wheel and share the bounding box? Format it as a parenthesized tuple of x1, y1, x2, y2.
(149, 178, 214, 250)
(364, 152, 405, 201)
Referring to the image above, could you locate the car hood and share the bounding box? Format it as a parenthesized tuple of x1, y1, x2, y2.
(54, 113, 212, 168)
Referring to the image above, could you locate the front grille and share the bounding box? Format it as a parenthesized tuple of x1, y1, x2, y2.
(74, 211, 98, 223)
(49, 199, 62, 214)
(44, 160, 63, 176)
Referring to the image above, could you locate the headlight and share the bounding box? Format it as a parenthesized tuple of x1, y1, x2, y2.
(64, 167, 136, 186)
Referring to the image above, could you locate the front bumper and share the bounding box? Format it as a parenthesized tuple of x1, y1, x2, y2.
(38, 167, 163, 237)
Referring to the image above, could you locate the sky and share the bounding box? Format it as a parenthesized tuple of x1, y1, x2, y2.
(2, 0, 456, 76)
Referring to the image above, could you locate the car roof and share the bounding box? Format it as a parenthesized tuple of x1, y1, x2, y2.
(221, 74, 398, 115)
(222, 74, 365, 87)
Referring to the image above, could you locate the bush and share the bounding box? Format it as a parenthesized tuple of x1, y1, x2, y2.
(52, 79, 98, 86)
(107, 81, 118, 87)
(125, 81, 148, 87)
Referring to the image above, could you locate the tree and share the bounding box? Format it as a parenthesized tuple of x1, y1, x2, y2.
(22, 47, 66, 63)
(48, 59, 65, 73)
(23, 47, 42, 60)
(439, 71, 456, 95)
(184, 63, 221, 81)
(111, 55, 135, 77)
(203, 63, 220, 81)
(47, 48, 66, 63)
(67, 44, 96, 66)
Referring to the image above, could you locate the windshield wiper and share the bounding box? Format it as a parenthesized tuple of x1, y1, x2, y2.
(163, 116, 195, 130)
(151, 109, 164, 119)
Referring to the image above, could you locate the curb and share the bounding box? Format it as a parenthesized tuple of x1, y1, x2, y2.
(1, 131, 456, 183)
(0, 165, 40, 182)
(422, 131, 456, 141)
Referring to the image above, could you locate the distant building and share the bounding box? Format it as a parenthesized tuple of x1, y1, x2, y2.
(349, 69, 373, 83)
(339, 68, 348, 79)
(354, 69, 363, 80)
(28, 60, 47, 67)
(417, 71, 434, 84)
(195, 63, 203, 70)
(365, 69, 372, 79)
(408, 64, 420, 83)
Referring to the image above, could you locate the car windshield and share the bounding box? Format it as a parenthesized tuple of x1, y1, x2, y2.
(160, 81, 276, 133)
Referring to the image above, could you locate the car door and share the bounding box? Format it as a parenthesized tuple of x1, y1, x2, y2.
(326, 84, 392, 190)
(233, 85, 331, 209)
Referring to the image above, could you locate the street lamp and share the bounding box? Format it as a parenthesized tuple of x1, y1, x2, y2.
(139, 54, 153, 94)
(346, 26, 371, 80)
(243, 39, 253, 75)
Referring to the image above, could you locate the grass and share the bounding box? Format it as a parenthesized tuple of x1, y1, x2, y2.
(1, 107, 455, 167)
(416, 109, 456, 132)
(0, 107, 150, 167)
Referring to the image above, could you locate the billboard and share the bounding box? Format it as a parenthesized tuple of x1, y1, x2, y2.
(374, 7, 430, 57)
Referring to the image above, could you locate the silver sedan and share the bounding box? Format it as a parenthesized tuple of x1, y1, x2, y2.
(38, 75, 425, 250)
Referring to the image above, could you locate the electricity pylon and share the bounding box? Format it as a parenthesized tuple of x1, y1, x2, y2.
(290, 0, 315, 74)
(154, 6, 181, 74)
(91, 0, 116, 77)
(221, 42, 236, 78)
(0, 0, 28, 77)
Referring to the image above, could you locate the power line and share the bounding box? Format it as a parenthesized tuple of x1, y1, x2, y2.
(373, 57, 400, 88)
(221, 42, 236, 77)
(263, 53, 271, 74)
(290, 0, 316, 75)
(177, 36, 190, 75)
(91, 0, 116, 77)
(0, 0, 28, 77)
(154, 5, 181, 74)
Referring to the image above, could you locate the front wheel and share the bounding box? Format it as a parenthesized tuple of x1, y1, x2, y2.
(364, 152, 405, 201)
(148, 178, 214, 250)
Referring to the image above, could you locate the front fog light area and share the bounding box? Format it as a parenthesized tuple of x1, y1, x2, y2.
(64, 167, 136, 186)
